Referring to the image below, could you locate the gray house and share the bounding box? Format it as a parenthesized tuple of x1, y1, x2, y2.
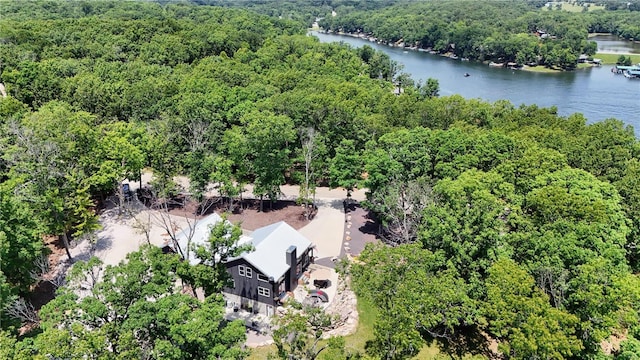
(223, 221, 314, 316)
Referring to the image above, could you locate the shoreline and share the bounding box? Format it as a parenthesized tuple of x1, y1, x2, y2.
(589, 32, 640, 44)
(596, 50, 640, 55)
(313, 30, 640, 70)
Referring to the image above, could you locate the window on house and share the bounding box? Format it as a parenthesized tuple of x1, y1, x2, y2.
(231, 279, 235, 289)
(238, 265, 245, 277)
(257, 274, 269, 282)
(258, 287, 270, 297)
(245, 267, 253, 278)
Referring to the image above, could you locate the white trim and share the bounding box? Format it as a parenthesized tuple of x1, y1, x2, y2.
(238, 265, 246, 277)
(245, 267, 253, 279)
(257, 273, 269, 282)
(258, 287, 270, 297)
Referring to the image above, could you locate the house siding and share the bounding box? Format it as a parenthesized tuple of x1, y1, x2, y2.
(224, 258, 277, 308)
(223, 247, 313, 315)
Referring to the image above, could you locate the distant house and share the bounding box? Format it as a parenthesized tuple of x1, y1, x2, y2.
(223, 221, 314, 316)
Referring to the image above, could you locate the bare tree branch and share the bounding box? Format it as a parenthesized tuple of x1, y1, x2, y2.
(5, 297, 39, 324)
(186, 119, 210, 153)
(370, 178, 433, 245)
(299, 127, 319, 220)
(29, 254, 50, 283)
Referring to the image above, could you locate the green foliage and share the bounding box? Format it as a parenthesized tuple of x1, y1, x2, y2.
(244, 111, 296, 204)
(185, 219, 253, 296)
(272, 304, 350, 360)
(352, 243, 475, 359)
(567, 258, 640, 353)
(360, 118, 639, 358)
(0, 183, 45, 296)
(616, 337, 640, 360)
(2, 2, 640, 359)
(329, 139, 362, 192)
(34, 246, 248, 359)
(483, 259, 582, 359)
(90, 121, 145, 195)
(0, 331, 17, 360)
(320, 0, 607, 69)
(617, 55, 633, 66)
(615, 158, 640, 270)
(421, 169, 518, 291)
(3, 102, 103, 258)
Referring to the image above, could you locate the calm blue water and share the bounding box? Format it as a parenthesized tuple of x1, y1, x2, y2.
(312, 31, 640, 135)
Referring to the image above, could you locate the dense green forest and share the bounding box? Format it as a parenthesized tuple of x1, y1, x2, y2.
(320, 1, 640, 69)
(2, 1, 640, 359)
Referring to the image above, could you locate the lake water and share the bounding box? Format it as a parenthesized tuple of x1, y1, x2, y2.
(591, 34, 640, 54)
(311, 31, 640, 135)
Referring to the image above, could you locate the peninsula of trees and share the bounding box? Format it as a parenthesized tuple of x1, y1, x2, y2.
(320, 0, 640, 69)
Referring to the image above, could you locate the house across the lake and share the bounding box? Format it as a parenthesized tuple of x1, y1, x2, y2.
(170, 214, 315, 316)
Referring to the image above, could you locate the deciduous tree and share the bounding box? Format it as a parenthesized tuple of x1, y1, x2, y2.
(272, 304, 351, 360)
(244, 111, 296, 211)
(329, 139, 362, 195)
(184, 219, 253, 296)
(34, 246, 248, 359)
(483, 259, 582, 359)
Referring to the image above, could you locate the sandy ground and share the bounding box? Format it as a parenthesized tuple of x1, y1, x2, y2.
(132, 170, 367, 202)
(93, 207, 189, 266)
(299, 204, 345, 261)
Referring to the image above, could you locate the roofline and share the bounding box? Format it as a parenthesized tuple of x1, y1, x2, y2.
(226, 243, 312, 280)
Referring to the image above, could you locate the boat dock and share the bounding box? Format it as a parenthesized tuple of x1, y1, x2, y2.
(611, 64, 640, 78)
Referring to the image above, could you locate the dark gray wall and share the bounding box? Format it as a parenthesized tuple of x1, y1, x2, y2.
(224, 258, 277, 307)
(223, 247, 313, 307)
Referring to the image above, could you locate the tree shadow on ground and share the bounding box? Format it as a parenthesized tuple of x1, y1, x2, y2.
(92, 233, 114, 254)
(428, 325, 492, 359)
(357, 209, 380, 238)
(319, 198, 347, 211)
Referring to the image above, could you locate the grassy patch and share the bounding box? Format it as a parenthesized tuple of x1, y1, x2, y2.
(342, 295, 377, 353)
(247, 344, 275, 360)
(247, 294, 446, 360)
(521, 65, 562, 73)
(343, 296, 446, 359)
(594, 53, 640, 65)
(246, 297, 378, 360)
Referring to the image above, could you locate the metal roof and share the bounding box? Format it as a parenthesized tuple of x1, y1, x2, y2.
(174, 216, 311, 279)
(243, 221, 312, 280)
(616, 65, 640, 71)
(175, 213, 231, 265)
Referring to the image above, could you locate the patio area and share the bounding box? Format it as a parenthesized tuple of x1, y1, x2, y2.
(293, 264, 339, 309)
